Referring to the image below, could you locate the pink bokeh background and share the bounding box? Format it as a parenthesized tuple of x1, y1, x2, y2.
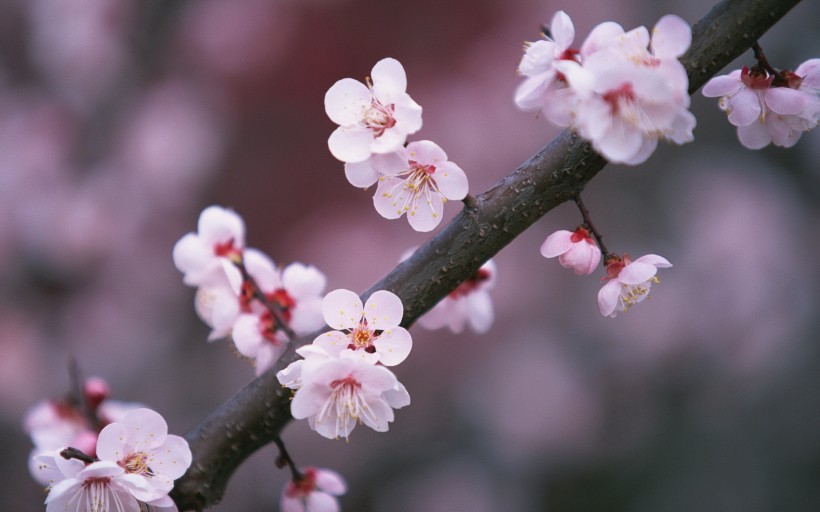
(2, 0, 819, 510)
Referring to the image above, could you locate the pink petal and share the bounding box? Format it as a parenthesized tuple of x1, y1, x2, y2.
(550, 11, 575, 49)
(383, 381, 411, 409)
(727, 88, 761, 126)
(514, 74, 552, 110)
(363, 290, 404, 329)
(373, 327, 412, 366)
(172, 233, 210, 281)
(232, 314, 263, 358)
(540, 230, 573, 258)
(324, 78, 370, 126)
(291, 384, 329, 420)
(96, 422, 128, 463)
(581, 21, 624, 57)
(764, 87, 806, 115)
(406, 140, 447, 163)
(282, 263, 326, 300)
(433, 161, 468, 200)
(121, 408, 168, 452)
(795, 58, 820, 88)
(313, 331, 350, 358)
(407, 190, 444, 232)
(344, 159, 380, 188)
(651, 15, 691, 58)
(359, 398, 393, 432)
(391, 98, 423, 134)
(737, 121, 771, 149)
(198, 206, 245, 248)
(322, 289, 363, 330)
(371, 57, 407, 100)
(633, 254, 672, 268)
(618, 261, 658, 285)
(370, 124, 406, 154)
(290, 296, 324, 334)
(305, 492, 341, 512)
(373, 176, 408, 220)
(316, 468, 348, 495)
(466, 291, 494, 333)
(244, 248, 279, 292)
(701, 72, 742, 97)
(621, 137, 658, 166)
(595, 122, 643, 163)
(148, 434, 192, 480)
(598, 280, 621, 317)
(328, 125, 374, 163)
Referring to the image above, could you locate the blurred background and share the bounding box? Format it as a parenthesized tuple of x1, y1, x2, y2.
(1, 0, 819, 510)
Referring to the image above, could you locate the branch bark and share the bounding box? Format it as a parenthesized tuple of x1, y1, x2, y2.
(171, 0, 802, 508)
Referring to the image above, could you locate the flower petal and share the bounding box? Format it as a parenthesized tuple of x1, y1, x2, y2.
(540, 230, 573, 258)
(373, 327, 412, 366)
(598, 280, 621, 317)
(324, 78, 370, 126)
(328, 125, 374, 163)
(434, 161, 468, 200)
(344, 159, 380, 188)
(96, 422, 128, 463)
(120, 408, 168, 452)
(322, 289, 363, 329)
(651, 15, 691, 59)
(371, 57, 407, 100)
(148, 434, 192, 480)
(764, 87, 806, 115)
(312, 331, 350, 358)
(363, 290, 404, 329)
(551, 11, 575, 49)
(466, 291, 494, 333)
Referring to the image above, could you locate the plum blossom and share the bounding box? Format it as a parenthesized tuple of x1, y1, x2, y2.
(36, 453, 143, 512)
(598, 254, 672, 317)
(95, 408, 192, 504)
(702, 58, 820, 149)
(346, 140, 467, 232)
(514, 10, 579, 125)
(25, 377, 145, 485)
(540, 226, 601, 275)
(173, 205, 245, 287)
(418, 259, 497, 334)
(325, 57, 422, 163)
(314, 289, 412, 366)
(516, 13, 695, 164)
(280, 467, 347, 512)
(232, 250, 326, 375)
(281, 347, 410, 440)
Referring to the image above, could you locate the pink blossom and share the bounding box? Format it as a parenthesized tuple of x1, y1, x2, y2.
(540, 227, 601, 275)
(172, 205, 245, 287)
(36, 454, 144, 512)
(313, 289, 412, 366)
(280, 467, 347, 512)
(702, 59, 820, 149)
(283, 348, 410, 440)
(598, 254, 672, 317)
(96, 408, 192, 503)
(325, 57, 422, 163)
(233, 251, 326, 375)
(353, 140, 467, 232)
(418, 259, 497, 334)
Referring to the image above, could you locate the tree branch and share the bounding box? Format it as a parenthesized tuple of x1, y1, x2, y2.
(171, 0, 802, 508)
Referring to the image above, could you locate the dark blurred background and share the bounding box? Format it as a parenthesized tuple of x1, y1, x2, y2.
(1, 0, 819, 510)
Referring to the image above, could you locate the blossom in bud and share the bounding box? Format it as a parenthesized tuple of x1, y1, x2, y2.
(96, 408, 192, 504)
(347, 140, 468, 232)
(282, 348, 410, 439)
(325, 57, 422, 163)
(280, 467, 347, 512)
(173, 205, 245, 287)
(314, 289, 412, 366)
(233, 250, 326, 375)
(702, 58, 820, 149)
(418, 259, 497, 334)
(598, 254, 672, 317)
(540, 227, 601, 275)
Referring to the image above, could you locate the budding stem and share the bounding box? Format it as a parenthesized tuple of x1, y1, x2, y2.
(234, 260, 298, 342)
(573, 194, 610, 261)
(273, 436, 304, 482)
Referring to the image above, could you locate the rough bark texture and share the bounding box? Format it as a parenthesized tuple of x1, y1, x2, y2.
(171, 0, 802, 508)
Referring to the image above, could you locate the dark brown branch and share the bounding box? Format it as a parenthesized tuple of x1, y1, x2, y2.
(171, 0, 802, 508)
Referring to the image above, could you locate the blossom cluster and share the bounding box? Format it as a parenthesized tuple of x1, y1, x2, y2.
(325, 58, 469, 232)
(277, 289, 412, 440)
(515, 11, 695, 165)
(173, 205, 327, 375)
(702, 59, 820, 149)
(540, 226, 672, 317)
(25, 382, 191, 512)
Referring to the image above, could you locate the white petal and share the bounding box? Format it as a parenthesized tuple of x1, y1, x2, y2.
(737, 122, 771, 149)
(312, 331, 350, 358)
(727, 88, 762, 126)
(316, 468, 348, 495)
(120, 408, 168, 452)
(282, 263, 326, 300)
(344, 159, 380, 188)
(651, 15, 691, 58)
(96, 422, 128, 463)
(701, 72, 742, 97)
(373, 327, 412, 366)
(324, 78, 370, 126)
(373, 176, 407, 220)
(232, 314, 263, 358)
(371, 57, 407, 99)
(328, 125, 374, 163)
(198, 206, 245, 248)
(618, 261, 658, 285)
(407, 190, 444, 232)
(551, 11, 575, 49)
(434, 161, 469, 200)
(466, 291, 494, 333)
(764, 87, 806, 115)
(598, 280, 622, 317)
(540, 230, 573, 258)
(322, 289, 363, 329)
(363, 290, 404, 329)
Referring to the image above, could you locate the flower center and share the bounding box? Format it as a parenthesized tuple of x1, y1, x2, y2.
(740, 66, 774, 90)
(285, 468, 317, 498)
(122, 451, 154, 477)
(449, 268, 491, 298)
(348, 320, 377, 353)
(602, 83, 637, 115)
(81, 477, 114, 512)
(365, 100, 397, 137)
(620, 276, 660, 312)
(214, 239, 242, 260)
(317, 375, 376, 439)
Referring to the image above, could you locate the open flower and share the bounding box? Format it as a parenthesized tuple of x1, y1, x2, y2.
(313, 289, 412, 366)
(540, 226, 601, 275)
(37, 454, 144, 512)
(353, 140, 467, 232)
(598, 254, 672, 317)
(325, 57, 422, 163)
(418, 259, 497, 334)
(233, 252, 326, 375)
(173, 205, 245, 287)
(284, 348, 410, 440)
(281, 467, 347, 512)
(95, 408, 192, 504)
